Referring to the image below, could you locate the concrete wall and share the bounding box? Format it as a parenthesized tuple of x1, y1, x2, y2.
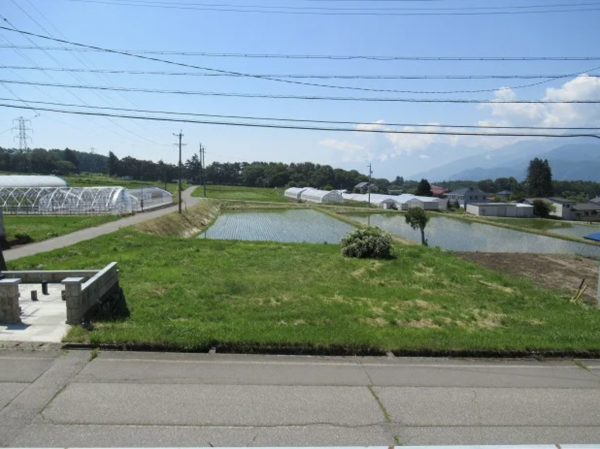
(1, 270, 98, 283)
(63, 262, 119, 325)
(0, 278, 20, 323)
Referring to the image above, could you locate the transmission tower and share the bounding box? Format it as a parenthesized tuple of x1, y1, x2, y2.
(12, 116, 33, 150)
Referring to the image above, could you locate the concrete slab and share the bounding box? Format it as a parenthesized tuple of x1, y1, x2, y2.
(396, 426, 600, 445)
(0, 356, 55, 383)
(0, 284, 68, 343)
(43, 384, 384, 427)
(375, 387, 600, 427)
(0, 383, 27, 410)
(364, 363, 600, 388)
(10, 423, 392, 447)
(75, 357, 371, 385)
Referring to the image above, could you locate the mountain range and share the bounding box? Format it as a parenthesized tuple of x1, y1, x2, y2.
(411, 139, 600, 182)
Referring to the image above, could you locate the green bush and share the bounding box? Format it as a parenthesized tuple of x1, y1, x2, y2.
(341, 227, 393, 259)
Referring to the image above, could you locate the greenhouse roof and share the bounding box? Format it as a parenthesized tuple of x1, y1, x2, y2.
(0, 175, 68, 188)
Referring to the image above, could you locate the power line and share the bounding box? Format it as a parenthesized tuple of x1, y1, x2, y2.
(58, 0, 600, 16)
(1, 44, 598, 62)
(2, 64, 598, 94)
(3, 97, 600, 131)
(2, 78, 600, 103)
(19, 0, 173, 141)
(2, 102, 599, 140)
(62, 0, 600, 12)
(2, 65, 600, 80)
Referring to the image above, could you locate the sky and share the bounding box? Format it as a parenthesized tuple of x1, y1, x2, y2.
(0, 0, 599, 179)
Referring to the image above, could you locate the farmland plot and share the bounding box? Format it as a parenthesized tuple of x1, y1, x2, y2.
(198, 209, 354, 243)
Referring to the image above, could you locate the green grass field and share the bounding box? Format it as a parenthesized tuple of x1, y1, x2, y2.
(192, 185, 288, 202)
(8, 226, 600, 354)
(3, 215, 118, 243)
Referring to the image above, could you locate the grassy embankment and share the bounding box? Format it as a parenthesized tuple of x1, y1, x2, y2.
(8, 201, 600, 355)
(3, 215, 118, 243)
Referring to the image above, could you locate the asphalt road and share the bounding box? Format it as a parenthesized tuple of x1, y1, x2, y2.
(1, 349, 599, 447)
(4, 187, 200, 262)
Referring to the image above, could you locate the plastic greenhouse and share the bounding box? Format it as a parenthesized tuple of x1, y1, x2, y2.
(300, 189, 343, 204)
(0, 187, 134, 215)
(128, 187, 173, 212)
(0, 175, 68, 188)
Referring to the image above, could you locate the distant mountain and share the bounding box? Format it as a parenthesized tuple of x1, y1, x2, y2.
(412, 140, 600, 182)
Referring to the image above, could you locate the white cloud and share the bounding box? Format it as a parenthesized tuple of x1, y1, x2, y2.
(318, 138, 365, 151)
(322, 75, 600, 166)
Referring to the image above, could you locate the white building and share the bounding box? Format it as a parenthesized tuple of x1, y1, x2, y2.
(300, 189, 343, 204)
(284, 187, 311, 200)
(407, 196, 446, 211)
(466, 202, 534, 218)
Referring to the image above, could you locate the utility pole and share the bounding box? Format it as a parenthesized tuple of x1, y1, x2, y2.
(199, 143, 207, 197)
(367, 163, 373, 208)
(173, 131, 185, 214)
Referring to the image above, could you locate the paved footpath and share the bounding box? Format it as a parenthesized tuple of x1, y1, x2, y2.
(1, 349, 599, 447)
(4, 187, 200, 262)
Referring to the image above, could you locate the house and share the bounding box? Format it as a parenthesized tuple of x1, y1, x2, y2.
(466, 202, 534, 218)
(446, 187, 488, 207)
(571, 203, 600, 222)
(388, 189, 403, 195)
(590, 196, 600, 205)
(354, 182, 379, 194)
(430, 185, 449, 198)
(497, 190, 512, 199)
(407, 196, 446, 211)
(524, 197, 577, 220)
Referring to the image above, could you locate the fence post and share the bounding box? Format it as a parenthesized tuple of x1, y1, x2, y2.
(62, 277, 85, 324)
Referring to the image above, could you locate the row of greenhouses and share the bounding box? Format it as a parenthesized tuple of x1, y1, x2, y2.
(0, 176, 173, 216)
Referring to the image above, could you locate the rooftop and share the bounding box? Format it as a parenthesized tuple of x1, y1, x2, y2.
(572, 203, 600, 211)
(447, 187, 486, 196)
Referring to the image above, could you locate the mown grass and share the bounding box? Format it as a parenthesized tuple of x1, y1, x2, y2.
(3, 215, 118, 243)
(8, 230, 600, 353)
(192, 185, 288, 202)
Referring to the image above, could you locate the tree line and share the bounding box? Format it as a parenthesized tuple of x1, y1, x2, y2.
(0, 147, 598, 200)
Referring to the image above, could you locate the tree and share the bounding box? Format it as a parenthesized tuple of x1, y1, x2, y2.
(477, 179, 495, 194)
(532, 199, 556, 218)
(394, 176, 405, 186)
(526, 158, 553, 197)
(415, 179, 433, 196)
(63, 148, 79, 172)
(322, 184, 334, 191)
(108, 151, 119, 177)
(405, 208, 430, 246)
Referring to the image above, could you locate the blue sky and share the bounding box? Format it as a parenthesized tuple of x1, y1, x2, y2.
(1, 0, 599, 179)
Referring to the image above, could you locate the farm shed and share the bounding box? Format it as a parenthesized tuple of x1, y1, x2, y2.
(0, 175, 68, 188)
(300, 189, 343, 204)
(466, 202, 534, 218)
(407, 196, 445, 211)
(0, 186, 133, 215)
(284, 187, 310, 200)
(128, 187, 173, 212)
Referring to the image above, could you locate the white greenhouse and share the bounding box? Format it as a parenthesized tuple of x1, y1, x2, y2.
(0, 187, 134, 215)
(128, 187, 173, 212)
(407, 196, 446, 211)
(284, 187, 311, 200)
(0, 175, 68, 188)
(300, 189, 343, 204)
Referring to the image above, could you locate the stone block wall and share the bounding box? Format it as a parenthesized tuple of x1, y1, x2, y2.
(0, 278, 21, 323)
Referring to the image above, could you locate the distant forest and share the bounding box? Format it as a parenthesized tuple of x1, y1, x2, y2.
(0, 147, 598, 200)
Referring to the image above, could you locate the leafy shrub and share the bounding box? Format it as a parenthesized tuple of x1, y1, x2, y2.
(341, 227, 393, 259)
(14, 232, 32, 242)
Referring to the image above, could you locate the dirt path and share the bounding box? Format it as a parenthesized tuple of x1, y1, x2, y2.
(455, 252, 599, 301)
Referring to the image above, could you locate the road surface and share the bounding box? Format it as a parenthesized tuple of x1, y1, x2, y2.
(1, 349, 599, 446)
(4, 186, 200, 262)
